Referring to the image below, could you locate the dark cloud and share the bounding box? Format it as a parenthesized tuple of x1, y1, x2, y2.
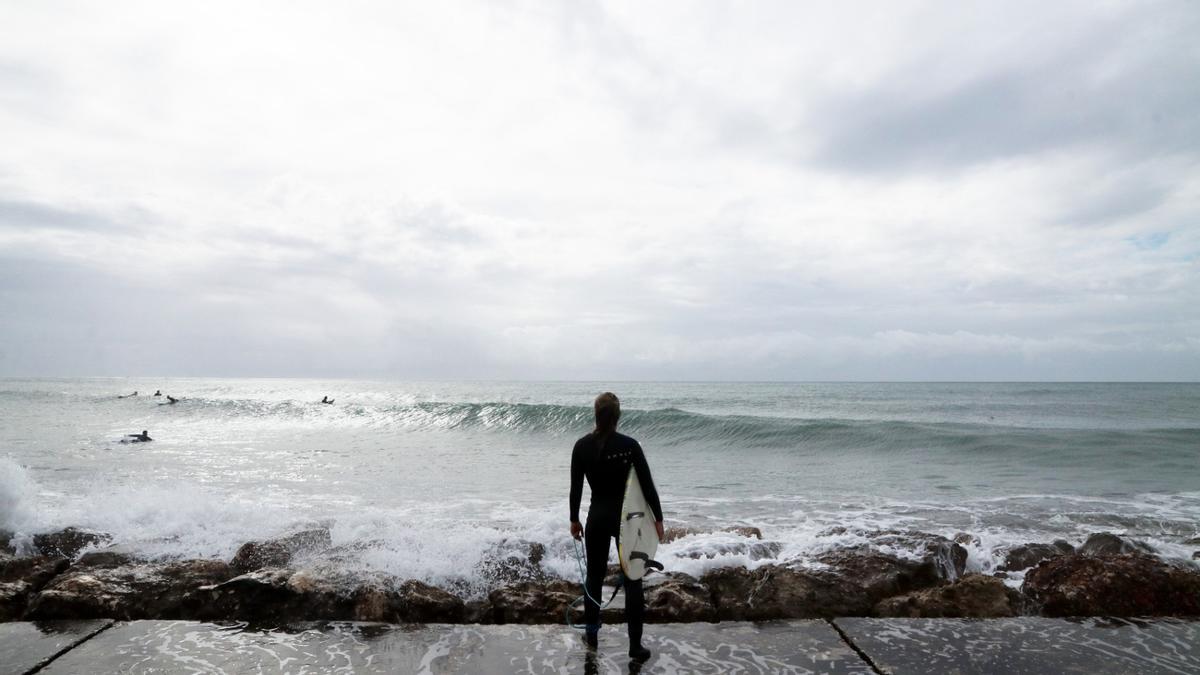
(807, 9, 1200, 173)
(0, 199, 129, 233)
(1055, 177, 1173, 228)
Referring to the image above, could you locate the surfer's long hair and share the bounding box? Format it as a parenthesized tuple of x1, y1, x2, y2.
(593, 392, 620, 442)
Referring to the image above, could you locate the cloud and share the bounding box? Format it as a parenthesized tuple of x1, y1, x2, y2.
(803, 4, 1200, 173)
(0, 0, 1196, 380)
(0, 198, 129, 233)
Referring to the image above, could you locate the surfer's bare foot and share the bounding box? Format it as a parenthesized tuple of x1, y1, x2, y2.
(629, 645, 651, 661)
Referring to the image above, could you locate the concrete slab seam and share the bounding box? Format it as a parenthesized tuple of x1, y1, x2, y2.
(23, 621, 115, 675)
(826, 619, 885, 675)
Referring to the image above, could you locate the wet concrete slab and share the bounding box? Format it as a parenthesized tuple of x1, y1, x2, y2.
(15, 617, 1200, 674)
(0, 620, 112, 675)
(835, 617, 1200, 675)
(39, 620, 869, 674)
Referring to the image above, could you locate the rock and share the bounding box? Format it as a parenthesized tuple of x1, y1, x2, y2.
(1077, 533, 1155, 556)
(874, 574, 1022, 618)
(662, 527, 699, 543)
(998, 541, 1075, 571)
(728, 526, 763, 540)
(662, 526, 763, 543)
(463, 598, 489, 623)
(815, 549, 952, 602)
(0, 529, 14, 555)
(26, 558, 234, 620)
(1192, 551, 1199, 560)
(1023, 554, 1200, 617)
(681, 541, 782, 561)
(475, 540, 548, 585)
(352, 580, 465, 623)
(0, 582, 28, 620)
(75, 551, 138, 568)
(953, 532, 980, 547)
(816, 529, 968, 583)
(701, 565, 870, 620)
(192, 567, 363, 622)
(32, 528, 111, 558)
(230, 528, 332, 573)
(0, 554, 69, 587)
(0, 555, 71, 620)
(479, 579, 580, 624)
(644, 573, 717, 622)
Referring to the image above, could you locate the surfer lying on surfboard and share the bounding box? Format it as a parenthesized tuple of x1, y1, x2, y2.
(570, 392, 664, 663)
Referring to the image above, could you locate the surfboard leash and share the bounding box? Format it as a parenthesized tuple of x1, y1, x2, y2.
(565, 537, 623, 630)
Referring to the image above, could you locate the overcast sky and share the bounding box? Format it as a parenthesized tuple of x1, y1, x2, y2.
(1, 1, 1197, 380)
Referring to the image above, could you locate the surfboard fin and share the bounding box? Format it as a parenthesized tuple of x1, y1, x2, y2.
(629, 552, 665, 574)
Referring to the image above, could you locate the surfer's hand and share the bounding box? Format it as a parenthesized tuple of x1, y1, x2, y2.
(654, 520, 664, 542)
(570, 521, 583, 540)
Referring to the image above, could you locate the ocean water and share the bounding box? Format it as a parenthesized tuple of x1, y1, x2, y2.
(1, 378, 1197, 595)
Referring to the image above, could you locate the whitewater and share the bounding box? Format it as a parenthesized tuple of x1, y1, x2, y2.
(2, 379, 1197, 597)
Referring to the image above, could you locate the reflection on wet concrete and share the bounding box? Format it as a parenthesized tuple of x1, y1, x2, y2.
(0, 620, 111, 675)
(836, 617, 1200, 675)
(36, 620, 868, 674)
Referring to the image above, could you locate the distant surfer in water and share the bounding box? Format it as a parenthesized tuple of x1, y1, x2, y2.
(165, 395, 179, 404)
(570, 392, 664, 663)
(153, 390, 162, 397)
(320, 396, 334, 404)
(123, 430, 152, 443)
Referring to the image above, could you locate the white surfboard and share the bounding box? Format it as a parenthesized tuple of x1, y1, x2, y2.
(618, 466, 660, 581)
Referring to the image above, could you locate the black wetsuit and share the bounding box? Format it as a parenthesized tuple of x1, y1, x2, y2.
(570, 431, 663, 642)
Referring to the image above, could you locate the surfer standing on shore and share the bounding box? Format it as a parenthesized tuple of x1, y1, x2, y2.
(570, 392, 664, 663)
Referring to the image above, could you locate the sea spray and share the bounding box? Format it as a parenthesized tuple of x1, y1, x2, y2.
(0, 456, 39, 533)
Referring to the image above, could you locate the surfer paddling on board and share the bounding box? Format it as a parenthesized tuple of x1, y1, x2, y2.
(570, 392, 664, 663)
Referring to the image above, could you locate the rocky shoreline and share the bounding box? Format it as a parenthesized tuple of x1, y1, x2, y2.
(3, 527, 1198, 624)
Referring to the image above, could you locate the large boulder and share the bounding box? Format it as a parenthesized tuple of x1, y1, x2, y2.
(816, 529, 967, 583)
(953, 532, 980, 547)
(1023, 553, 1200, 617)
(998, 541, 1075, 571)
(1077, 533, 1154, 556)
(25, 555, 234, 620)
(195, 567, 466, 623)
(662, 526, 763, 544)
(701, 565, 870, 620)
(191, 567, 359, 622)
(0, 555, 71, 620)
(353, 579, 465, 623)
(644, 573, 717, 622)
(875, 574, 1023, 618)
(32, 528, 111, 558)
(479, 579, 580, 624)
(680, 540, 782, 561)
(230, 528, 332, 573)
(475, 539, 548, 586)
(815, 549, 954, 603)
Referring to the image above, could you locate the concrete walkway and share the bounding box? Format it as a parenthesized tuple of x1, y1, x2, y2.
(2, 617, 1197, 674)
